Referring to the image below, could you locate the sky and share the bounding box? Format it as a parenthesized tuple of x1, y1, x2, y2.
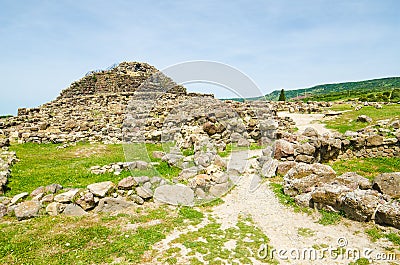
(0, 0, 399, 115)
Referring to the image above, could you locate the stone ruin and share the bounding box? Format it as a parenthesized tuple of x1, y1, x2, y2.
(0, 61, 399, 229)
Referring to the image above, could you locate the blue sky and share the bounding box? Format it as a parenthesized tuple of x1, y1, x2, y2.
(0, 0, 399, 115)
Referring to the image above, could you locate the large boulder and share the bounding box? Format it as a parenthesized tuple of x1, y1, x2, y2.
(311, 184, 351, 211)
(335, 172, 372, 190)
(375, 201, 400, 229)
(95, 198, 135, 213)
(54, 189, 80, 203)
(357, 115, 372, 123)
(283, 163, 336, 196)
(118, 176, 139, 190)
(63, 204, 88, 216)
(14, 201, 41, 220)
(154, 185, 194, 206)
(366, 135, 384, 147)
(274, 139, 294, 159)
(339, 189, 382, 222)
(372, 173, 400, 199)
(87, 181, 115, 198)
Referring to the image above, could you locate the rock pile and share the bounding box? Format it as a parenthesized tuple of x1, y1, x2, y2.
(0, 151, 17, 195)
(279, 162, 400, 229)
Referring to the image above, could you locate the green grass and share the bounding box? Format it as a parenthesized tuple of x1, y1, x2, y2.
(166, 215, 275, 264)
(365, 227, 400, 246)
(0, 205, 205, 264)
(317, 209, 343, 225)
(325, 104, 400, 133)
(348, 258, 370, 265)
(269, 183, 310, 213)
(329, 157, 400, 180)
(297, 227, 315, 237)
(7, 142, 181, 196)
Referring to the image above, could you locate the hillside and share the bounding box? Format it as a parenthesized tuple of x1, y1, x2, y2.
(232, 77, 400, 102)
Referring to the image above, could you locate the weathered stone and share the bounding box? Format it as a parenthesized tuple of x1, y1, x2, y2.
(14, 201, 41, 220)
(152, 151, 165, 159)
(274, 139, 294, 159)
(372, 172, 400, 199)
(87, 181, 115, 198)
(133, 176, 150, 184)
(0, 204, 7, 218)
(295, 154, 314, 164)
(294, 193, 313, 208)
(118, 176, 138, 190)
(375, 201, 400, 229)
(311, 184, 351, 210)
(302, 127, 318, 138)
(76, 191, 96, 210)
(357, 115, 372, 123)
(45, 183, 63, 194)
(203, 122, 217, 135)
(366, 135, 384, 146)
(260, 159, 278, 178)
(295, 142, 316, 156)
(162, 153, 184, 167)
(179, 167, 199, 180)
(136, 186, 153, 199)
(130, 194, 144, 205)
(339, 189, 381, 222)
(46, 202, 65, 216)
(214, 155, 227, 169)
(277, 161, 297, 176)
(335, 172, 372, 190)
(63, 204, 88, 216)
(54, 189, 79, 203)
(95, 197, 135, 213)
(30, 186, 45, 197)
(40, 194, 54, 203)
(135, 160, 149, 170)
(10, 192, 29, 205)
(237, 138, 250, 147)
(209, 182, 231, 197)
(154, 185, 194, 206)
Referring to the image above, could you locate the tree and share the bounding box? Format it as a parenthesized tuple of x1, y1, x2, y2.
(278, 89, 286, 101)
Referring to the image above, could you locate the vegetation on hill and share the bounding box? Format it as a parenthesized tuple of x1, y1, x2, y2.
(225, 77, 400, 102)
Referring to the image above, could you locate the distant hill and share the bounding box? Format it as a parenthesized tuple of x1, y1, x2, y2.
(225, 77, 400, 102)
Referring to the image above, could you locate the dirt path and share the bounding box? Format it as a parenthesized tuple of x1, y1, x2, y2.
(147, 150, 399, 264)
(278, 112, 332, 135)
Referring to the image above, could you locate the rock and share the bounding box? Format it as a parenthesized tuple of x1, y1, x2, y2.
(203, 122, 217, 135)
(10, 192, 29, 205)
(130, 194, 144, 205)
(357, 115, 372, 123)
(136, 186, 153, 199)
(295, 142, 316, 156)
(375, 201, 400, 229)
(76, 191, 96, 210)
(154, 185, 194, 206)
(45, 183, 63, 194)
(179, 167, 199, 180)
(46, 202, 65, 216)
(135, 160, 149, 170)
(295, 154, 314, 164)
(40, 194, 54, 203)
(209, 182, 232, 197)
(302, 127, 318, 138)
(260, 159, 278, 178)
(0, 137, 10, 148)
(372, 173, 400, 199)
(212, 171, 229, 184)
(30, 186, 45, 197)
(14, 201, 41, 220)
(237, 138, 250, 147)
(0, 204, 7, 218)
(366, 135, 383, 146)
(274, 139, 294, 159)
(152, 151, 165, 159)
(311, 184, 351, 210)
(294, 193, 313, 208)
(283, 163, 336, 196)
(95, 197, 135, 213)
(339, 189, 382, 222)
(54, 189, 80, 203)
(277, 161, 297, 176)
(87, 181, 115, 197)
(118, 176, 138, 190)
(133, 176, 150, 184)
(214, 155, 227, 169)
(162, 153, 184, 167)
(63, 204, 88, 216)
(335, 172, 372, 190)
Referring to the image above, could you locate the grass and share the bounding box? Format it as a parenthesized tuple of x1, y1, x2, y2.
(328, 157, 400, 180)
(325, 104, 400, 133)
(7, 142, 181, 196)
(0, 205, 205, 264)
(365, 227, 400, 246)
(218, 143, 264, 158)
(165, 215, 276, 264)
(297, 227, 315, 237)
(317, 209, 343, 225)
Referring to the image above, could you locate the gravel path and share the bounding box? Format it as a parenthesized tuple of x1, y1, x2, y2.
(278, 111, 332, 135)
